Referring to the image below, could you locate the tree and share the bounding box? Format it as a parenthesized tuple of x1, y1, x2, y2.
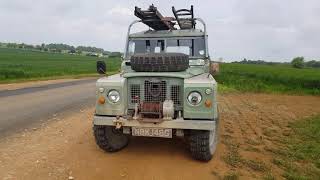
(41, 43, 45, 51)
(291, 57, 304, 69)
(306, 60, 320, 68)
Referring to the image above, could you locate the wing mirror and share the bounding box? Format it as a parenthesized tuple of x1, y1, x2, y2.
(96, 61, 106, 74)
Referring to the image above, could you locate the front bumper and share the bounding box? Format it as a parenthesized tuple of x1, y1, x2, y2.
(93, 115, 216, 131)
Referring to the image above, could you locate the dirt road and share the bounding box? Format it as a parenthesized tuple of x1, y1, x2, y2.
(1, 93, 320, 180)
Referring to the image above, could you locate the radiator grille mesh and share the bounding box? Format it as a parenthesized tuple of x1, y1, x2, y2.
(129, 78, 182, 110)
(144, 81, 166, 102)
(171, 85, 181, 105)
(130, 84, 140, 103)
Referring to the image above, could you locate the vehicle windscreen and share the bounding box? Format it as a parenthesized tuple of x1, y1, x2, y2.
(127, 38, 205, 58)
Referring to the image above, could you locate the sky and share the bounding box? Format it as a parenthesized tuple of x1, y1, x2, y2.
(0, 0, 319, 62)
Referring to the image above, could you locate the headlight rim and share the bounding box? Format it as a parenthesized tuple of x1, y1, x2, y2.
(187, 91, 202, 106)
(107, 89, 121, 103)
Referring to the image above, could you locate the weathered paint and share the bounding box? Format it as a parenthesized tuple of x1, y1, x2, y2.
(96, 74, 128, 115)
(93, 115, 216, 130)
(183, 73, 218, 120)
(95, 72, 218, 121)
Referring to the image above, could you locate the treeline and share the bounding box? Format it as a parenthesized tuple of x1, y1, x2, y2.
(0, 42, 121, 57)
(290, 57, 320, 69)
(232, 58, 287, 65)
(233, 57, 320, 69)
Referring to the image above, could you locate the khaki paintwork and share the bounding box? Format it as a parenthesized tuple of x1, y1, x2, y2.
(95, 24, 218, 129)
(96, 74, 127, 115)
(183, 73, 218, 119)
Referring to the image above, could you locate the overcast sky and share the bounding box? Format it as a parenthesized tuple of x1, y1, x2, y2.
(0, 0, 319, 62)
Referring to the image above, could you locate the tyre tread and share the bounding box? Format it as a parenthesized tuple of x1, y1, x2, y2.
(188, 130, 213, 162)
(130, 53, 189, 72)
(93, 125, 129, 152)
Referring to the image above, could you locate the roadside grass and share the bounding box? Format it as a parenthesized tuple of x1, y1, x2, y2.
(244, 145, 261, 153)
(218, 84, 238, 94)
(263, 173, 276, 180)
(223, 171, 239, 180)
(270, 115, 320, 179)
(215, 63, 320, 95)
(222, 138, 242, 167)
(0, 48, 121, 83)
(222, 138, 268, 172)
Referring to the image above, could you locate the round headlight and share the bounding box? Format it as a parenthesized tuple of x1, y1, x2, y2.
(108, 90, 120, 103)
(187, 91, 202, 106)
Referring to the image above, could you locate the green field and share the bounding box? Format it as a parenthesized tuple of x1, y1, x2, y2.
(1, 48, 319, 95)
(216, 63, 320, 95)
(0, 48, 121, 83)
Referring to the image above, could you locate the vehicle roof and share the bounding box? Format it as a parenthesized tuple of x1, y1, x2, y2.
(129, 29, 205, 38)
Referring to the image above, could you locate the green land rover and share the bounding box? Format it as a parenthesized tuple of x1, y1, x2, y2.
(93, 5, 219, 161)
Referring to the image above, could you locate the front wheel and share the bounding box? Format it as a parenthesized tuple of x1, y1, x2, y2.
(93, 125, 129, 152)
(188, 128, 218, 162)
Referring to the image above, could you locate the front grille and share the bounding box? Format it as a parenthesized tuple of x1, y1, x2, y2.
(130, 84, 140, 103)
(144, 80, 166, 102)
(128, 78, 183, 110)
(171, 85, 181, 105)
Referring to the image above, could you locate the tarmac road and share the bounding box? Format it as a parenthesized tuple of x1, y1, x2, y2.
(0, 78, 97, 137)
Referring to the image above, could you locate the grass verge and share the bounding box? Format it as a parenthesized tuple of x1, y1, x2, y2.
(270, 115, 320, 179)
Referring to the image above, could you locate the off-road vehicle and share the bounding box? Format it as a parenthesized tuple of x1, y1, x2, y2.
(93, 5, 219, 161)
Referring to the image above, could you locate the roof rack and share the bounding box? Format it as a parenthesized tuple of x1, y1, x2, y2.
(172, 5, 195, 29)
(134, 5, 175, 31)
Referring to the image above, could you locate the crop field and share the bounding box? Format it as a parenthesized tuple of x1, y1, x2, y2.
(1, 48, 319, 95)
(216, 63, 320, 95)
(0, 48, 121, 83)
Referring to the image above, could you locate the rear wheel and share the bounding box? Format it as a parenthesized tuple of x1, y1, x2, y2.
(188, 127, 218, 161)
(93, 125, 129, 152)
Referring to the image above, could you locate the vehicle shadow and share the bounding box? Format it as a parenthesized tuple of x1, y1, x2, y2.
(122, 136, 192, 160)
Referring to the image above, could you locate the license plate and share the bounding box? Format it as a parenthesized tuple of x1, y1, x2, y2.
(132, 127, 172, 138)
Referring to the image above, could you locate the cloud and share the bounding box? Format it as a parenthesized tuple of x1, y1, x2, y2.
(0, 0, 319, 61)
(108, 6, 132, 16)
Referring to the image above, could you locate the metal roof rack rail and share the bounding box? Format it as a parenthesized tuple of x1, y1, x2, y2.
(134, 4, 175, 30)
(172, 5, 195, 29)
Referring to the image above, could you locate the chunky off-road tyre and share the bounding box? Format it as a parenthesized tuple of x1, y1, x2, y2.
(188, 128, 218, 162)
(93, 125, 129, 152)
(130, 53, 189, 72)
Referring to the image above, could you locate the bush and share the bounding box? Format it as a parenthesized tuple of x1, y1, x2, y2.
(291, 57, 304, 69)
